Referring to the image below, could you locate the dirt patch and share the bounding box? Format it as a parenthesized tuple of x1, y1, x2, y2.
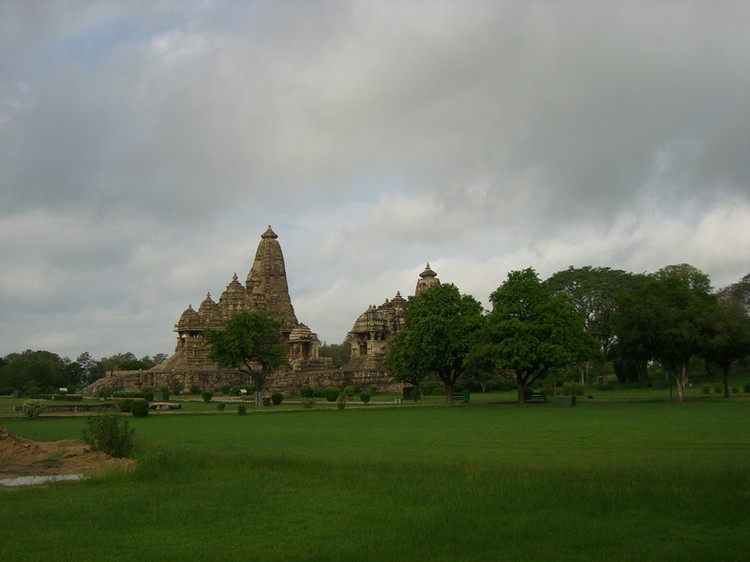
(0, 427, 136, 480)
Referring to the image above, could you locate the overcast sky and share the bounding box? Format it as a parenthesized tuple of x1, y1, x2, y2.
(1, 1, 748, 360)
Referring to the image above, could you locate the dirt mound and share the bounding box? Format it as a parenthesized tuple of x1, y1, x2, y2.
(0, 427, 136, 480)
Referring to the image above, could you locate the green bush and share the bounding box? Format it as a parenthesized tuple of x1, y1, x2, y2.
(117, 399, 134, 413)
(368, 384, 378, 395)
(141, 388, 155, 402)
(323, 387, 340, 402)
(217, 402, 225, 411)
(731, 386, 739, 394)
(83, 411, 133, 458)
(360, 391, 371, 404)
(130, 399, 149, 418)
(22, 399, 47, 419)
(744, 381, 750, 393)
(299, 385, 315, 398)
(336, 396, 346, 410)
(220, 385, 232, 395)
(271, 393, 283, 405)
(713, 384, 722, 394)
(562, 382, 584, 396)
(541, 384, 556, 398)
(701, 383, 711, 394)
(344, 385, 357, 398)
(169, 379, 184, 396)
(237, 404, 247, 415)
(201, 390, 214, 403)
(301, 397, 315, 409)
(189, 384, 201, 395)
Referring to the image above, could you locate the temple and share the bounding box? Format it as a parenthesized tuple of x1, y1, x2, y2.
(163, 226, 322, 373)
(341, 263, 441, 379)
(85, 227, 440, 395)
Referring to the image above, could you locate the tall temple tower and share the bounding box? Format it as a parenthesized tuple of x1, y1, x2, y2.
(165, 226, 320, 372)
(245, 226, 298, 329)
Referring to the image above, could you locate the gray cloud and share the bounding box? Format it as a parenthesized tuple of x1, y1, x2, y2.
(1, 1, 748, 358)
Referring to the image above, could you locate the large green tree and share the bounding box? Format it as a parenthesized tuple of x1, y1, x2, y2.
(386, 283, 484, 404)
(546, 266, 646, 386)
(614, 265, 715, 401)
(480, 268, 598, 403)
(204, 311, 287, 406)
(704, 288, 750, 398)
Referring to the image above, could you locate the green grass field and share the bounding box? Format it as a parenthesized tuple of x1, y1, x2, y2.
(2, 401, 749, 561)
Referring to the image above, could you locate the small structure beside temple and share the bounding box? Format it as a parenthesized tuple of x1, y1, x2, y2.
(340, 264, 441, 384)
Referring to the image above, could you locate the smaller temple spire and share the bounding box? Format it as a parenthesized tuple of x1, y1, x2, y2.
(415, 263, 441, 295)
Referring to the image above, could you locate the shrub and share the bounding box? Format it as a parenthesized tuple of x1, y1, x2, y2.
(368, 384, 378, 395)
(237, 404, 247, 415)
(130, 399, 149, 417)
(169, 379, 184, 396)
(713, 384, 722, 394)
(336, 396, 346, 410)
(83, 411, 133, 458)
(344, 385, 357, 398)
(220, 385, 232, 395)
(360, 391, 371, 404)
(701, 383, 711, 394)
(217, 402, 225, 411)
(744, 381, 750, 393)
(117, 399, 134, 413)
(271, 393, 283, 405)
(22, 399, 47, 419)
(731, 386, 739, 394)
(201, 390, 214, 403)
(141, 388, 155, 402)
(299, 385, 315, 398)
(323, 387, 340, 402)
(541, 384, 556, 398)
(562, 382, 584, 396)
(301, 397, 315, 409)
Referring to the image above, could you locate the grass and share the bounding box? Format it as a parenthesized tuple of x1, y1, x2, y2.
(2, 401, 749, 560)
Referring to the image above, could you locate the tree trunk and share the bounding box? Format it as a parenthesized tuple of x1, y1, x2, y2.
(639, 361, 648, 389)
(517, 378, 527, 404)
(597, 357, 608, 386)
(723, 366, 730, 399)
(676, 364, 686, 402)
(445, 381, 454, 405)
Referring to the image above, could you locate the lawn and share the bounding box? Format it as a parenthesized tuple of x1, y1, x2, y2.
(1, 401, 749, 561)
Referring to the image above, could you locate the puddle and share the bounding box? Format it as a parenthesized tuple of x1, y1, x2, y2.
(0, 474, 87, 487)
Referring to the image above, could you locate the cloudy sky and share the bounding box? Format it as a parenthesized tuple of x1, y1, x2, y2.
(1, 1, 748, 360)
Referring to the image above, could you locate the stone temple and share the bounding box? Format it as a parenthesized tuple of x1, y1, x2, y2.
(86, 227, 440, 395)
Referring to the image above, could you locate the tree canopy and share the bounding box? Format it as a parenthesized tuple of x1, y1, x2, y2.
(204, 310, 287, 406)
(613, 265, 717, 401)
(546, 266, 645, 385)
(479, 268, 598, 403)
(387, 283, 484, 404)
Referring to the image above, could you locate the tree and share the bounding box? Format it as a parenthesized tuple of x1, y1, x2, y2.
(386, 283, 484, 404)
(614, 265, 715, 401)
(546, 266, 646, 386)
(204, 311, 287, 406)
(0, 350, 70, 392)
(704, 289, 750, 398)
(319, 335, 352, 368)
(481, 268, 598, 403)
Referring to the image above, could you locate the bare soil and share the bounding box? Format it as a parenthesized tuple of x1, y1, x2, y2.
(0, 427, 136, 480)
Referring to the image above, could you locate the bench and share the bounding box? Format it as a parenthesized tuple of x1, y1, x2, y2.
(524, 392, 547, 402)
